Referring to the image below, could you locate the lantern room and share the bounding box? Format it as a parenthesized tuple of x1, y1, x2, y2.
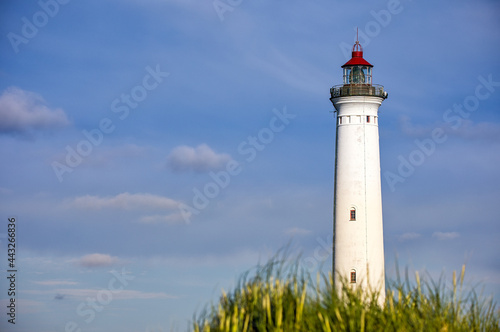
(330, 35, 387, 100)
(342, 40, 373, 85)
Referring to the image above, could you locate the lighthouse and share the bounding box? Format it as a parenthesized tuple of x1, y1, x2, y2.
(330, 35, 388, 302)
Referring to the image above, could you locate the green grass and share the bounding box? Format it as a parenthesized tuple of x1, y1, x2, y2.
(193, 254, 499, 332)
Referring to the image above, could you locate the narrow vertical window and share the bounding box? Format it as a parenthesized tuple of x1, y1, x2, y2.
(366, 116, 370, 123)
(338, 117, 342, 125)
(350, 209, 356, 221)
(350, 271, 357, 283)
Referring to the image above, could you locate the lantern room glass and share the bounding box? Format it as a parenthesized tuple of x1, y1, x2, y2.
(343, 66, 372, 85)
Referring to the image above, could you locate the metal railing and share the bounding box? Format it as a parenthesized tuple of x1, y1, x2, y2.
(330, 84, 387, 99)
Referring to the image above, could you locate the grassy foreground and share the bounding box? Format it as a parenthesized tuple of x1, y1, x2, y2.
(193, 255, 499, 332)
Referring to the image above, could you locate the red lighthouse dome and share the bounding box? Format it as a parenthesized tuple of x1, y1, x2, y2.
(342, 40, 373, 68)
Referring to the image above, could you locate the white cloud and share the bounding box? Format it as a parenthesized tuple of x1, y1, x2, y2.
(77, 253, 119, 268)
(166, 143, 232, 173)
(70, 192, 180, 210)
(0, 87, 70, 134)
(432, 232, 460, 240)
(398, 232, 421, 242)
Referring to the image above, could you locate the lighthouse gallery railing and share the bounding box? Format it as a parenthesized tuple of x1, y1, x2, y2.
(330, 84, 387, 99)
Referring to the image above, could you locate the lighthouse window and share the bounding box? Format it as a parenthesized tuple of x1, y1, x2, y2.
(367, 116, 371, 123)
(338, 117, 342, 125)
(350, 209, 356, 221)
(350, 271, 357, 283)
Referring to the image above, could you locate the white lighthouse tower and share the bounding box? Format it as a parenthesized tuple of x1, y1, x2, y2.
(330, 35, 388, 302)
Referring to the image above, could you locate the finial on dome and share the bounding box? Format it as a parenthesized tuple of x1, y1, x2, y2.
(352, 27, 363, 54)
(341, 28, 373, 68)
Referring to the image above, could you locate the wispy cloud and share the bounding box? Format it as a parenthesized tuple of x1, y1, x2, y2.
(69, 192, 181, 210)
(50, 144, 150, 169)
(398, 232, 422, 242)
(0, 299, 46, 314)
(166, 143, 232, 173)
(67, 192, 187, 225)
(400, 116, 500, 141)
(139, 213, 188, 225)
(450, 120, 500, 141)
(25, 288, 177, 300)
(247, 50, 329, 95)
(285, 227, 312, 236)
(32, 280, 79, 286)
(0, 87, 70, 134)
(0, 187, 13, 195)
(432, 232, 460, 240)
(77, 253, 119, 268)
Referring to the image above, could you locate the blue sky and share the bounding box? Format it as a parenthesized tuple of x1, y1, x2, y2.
(1, 0, 499, 331)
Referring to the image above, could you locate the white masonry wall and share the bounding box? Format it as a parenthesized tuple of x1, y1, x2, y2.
(332, 95, 385, 302)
